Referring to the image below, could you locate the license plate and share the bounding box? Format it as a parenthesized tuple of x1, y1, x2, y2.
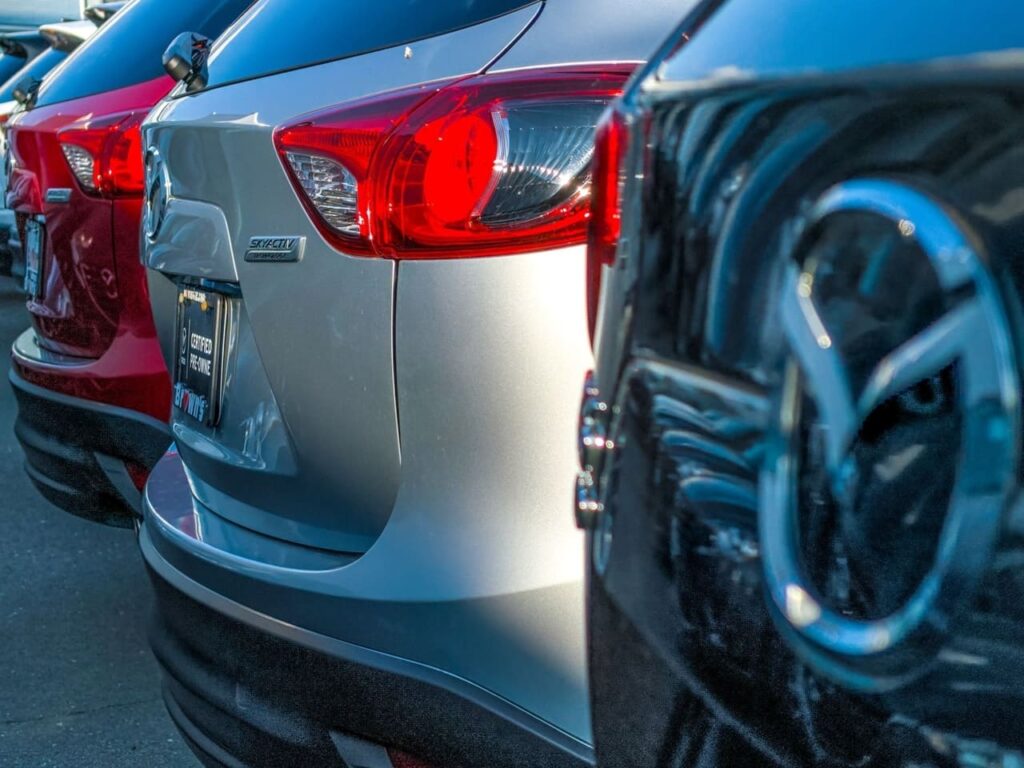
(23, 218, 43, 297)
(173, 286, 227, 427)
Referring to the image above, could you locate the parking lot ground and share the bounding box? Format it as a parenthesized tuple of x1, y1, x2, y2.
(0, 279, 196, 767)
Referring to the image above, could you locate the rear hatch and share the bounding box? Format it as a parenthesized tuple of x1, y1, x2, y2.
(143, 0, 540, 553)
(5, 0, 251, 358)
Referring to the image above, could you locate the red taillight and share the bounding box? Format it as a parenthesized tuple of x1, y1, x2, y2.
(586, 108, 629, 342)
(276, 88, 437, 255)
(274, 65, 635, 260)
(418, 110, 497, 225)
(58, 111, 146, 197)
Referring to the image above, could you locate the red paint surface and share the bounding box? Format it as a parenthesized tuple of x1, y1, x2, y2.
(7, 75, 173, 423)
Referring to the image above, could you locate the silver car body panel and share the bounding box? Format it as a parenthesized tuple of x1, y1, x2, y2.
(492, 0, 682, 71)
(145, 7, 541, 552)
(145, 198, 238, 282)
(142, 0, 680, 751)
(139, 509, 590, 760)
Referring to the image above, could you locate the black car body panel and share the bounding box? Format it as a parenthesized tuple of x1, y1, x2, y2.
(9, 368, 170, 526)
(585, 0, 1024, 765)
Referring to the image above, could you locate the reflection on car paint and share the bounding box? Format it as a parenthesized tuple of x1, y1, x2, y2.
(588, 55, 1024, 767)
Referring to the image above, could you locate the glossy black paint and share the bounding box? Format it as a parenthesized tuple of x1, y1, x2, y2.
(585, 2, 1024, 765)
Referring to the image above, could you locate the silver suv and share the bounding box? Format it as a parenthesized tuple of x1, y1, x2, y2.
(140, 1, 681, 765)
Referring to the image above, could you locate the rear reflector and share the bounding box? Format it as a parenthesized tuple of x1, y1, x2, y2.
(275, 65, 635, 259)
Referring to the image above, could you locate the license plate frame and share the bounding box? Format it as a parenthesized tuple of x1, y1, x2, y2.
(173, 285, 227, 427)
(23, 217, 44, 298)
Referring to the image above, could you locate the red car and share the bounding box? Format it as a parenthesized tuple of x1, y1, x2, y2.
(6, 0, 250, 525)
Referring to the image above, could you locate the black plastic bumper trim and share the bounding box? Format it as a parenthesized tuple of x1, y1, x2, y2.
(141, 527, 593, 768)
(10, 367, 170, 525)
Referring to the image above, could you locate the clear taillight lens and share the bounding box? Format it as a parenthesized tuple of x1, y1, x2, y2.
(480, 101, 605, 226)
(60, 143, 96, 192)
(284, 152, 360, 235)
(274, 65, 635, 260)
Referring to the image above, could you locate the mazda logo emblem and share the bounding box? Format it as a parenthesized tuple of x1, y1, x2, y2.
(760, 178, 1019, 688)
(144, 146, 171, 241)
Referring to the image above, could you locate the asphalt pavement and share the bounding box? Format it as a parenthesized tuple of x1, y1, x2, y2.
(0, 278, 197, 767)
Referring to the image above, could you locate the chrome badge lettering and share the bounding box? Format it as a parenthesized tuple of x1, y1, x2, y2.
(244, 236, 305, 263)
(44, 188, 72, 204)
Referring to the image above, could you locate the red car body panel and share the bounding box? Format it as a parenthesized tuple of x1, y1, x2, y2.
(7, 75, 172, 422)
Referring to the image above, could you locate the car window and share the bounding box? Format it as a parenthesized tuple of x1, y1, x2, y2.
(205, 0, 535, 90)
(34, 0, 252, 108)
(0, 48, 65, 102)
(0, 53, 28, 87)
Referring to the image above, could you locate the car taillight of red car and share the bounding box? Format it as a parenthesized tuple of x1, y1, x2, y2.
(58, 110, 146, 197)
(274, 65, 635, 261)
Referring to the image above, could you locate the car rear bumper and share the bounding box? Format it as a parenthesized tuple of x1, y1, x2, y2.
(9, 360, 170, 526)
(142, 529, 591, 768)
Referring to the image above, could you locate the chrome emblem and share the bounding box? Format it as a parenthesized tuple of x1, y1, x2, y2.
(44, 188, 71, 204)
(244, 236, 305, 263)
(144, 146, 171, 241)
(760, 179, 1019, 687)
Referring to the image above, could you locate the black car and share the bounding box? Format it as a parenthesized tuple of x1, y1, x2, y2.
(578, 0, 1024, 765)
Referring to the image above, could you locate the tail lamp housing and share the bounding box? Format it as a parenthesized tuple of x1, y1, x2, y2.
(586, 107, 630, 342)
(274, 65, 636, 260)
(58, 110, 146, 198)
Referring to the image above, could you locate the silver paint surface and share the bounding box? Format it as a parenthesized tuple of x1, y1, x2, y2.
(142, 0, 680, 750)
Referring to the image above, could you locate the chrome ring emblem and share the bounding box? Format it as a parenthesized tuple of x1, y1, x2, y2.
(760, 179, 1019, 688)
(143, 146, 171, 241)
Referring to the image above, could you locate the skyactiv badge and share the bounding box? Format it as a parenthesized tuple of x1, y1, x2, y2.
(244, 235, 305, 262)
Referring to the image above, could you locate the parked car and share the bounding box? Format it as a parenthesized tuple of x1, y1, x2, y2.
(0, 31, 51, 273)
(6, 0, 251, 525)
(0, 18, 106, 276)
(139, 0, 677, 765)
(579, 0, 1024, 765)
